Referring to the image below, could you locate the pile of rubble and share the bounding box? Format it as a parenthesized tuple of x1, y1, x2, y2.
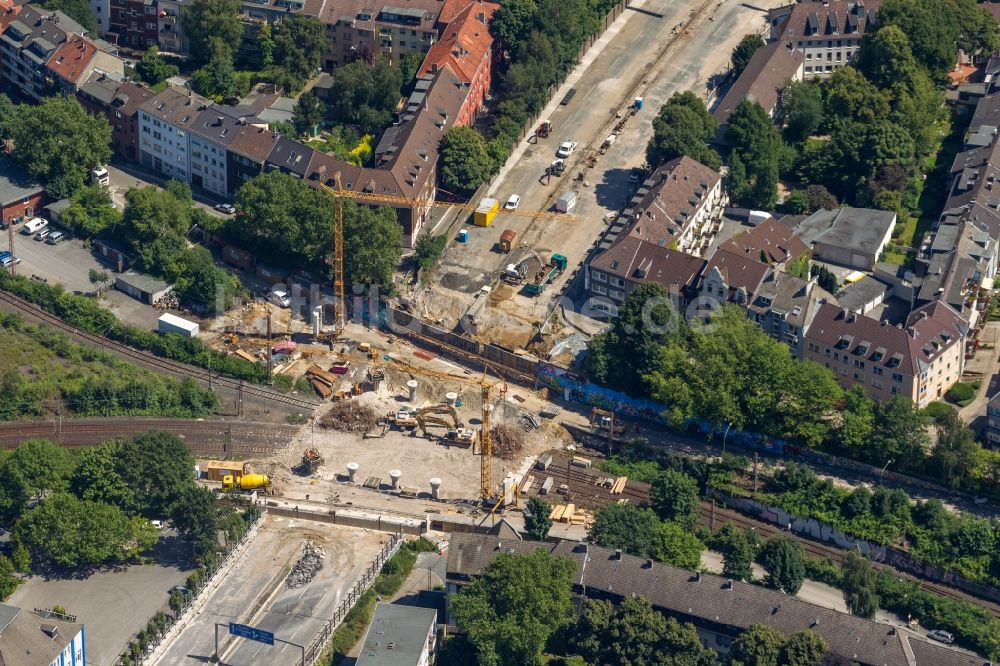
(319, 401, 378, 432)
(286, 541, 325, 588)
(491, 424, 525, 460)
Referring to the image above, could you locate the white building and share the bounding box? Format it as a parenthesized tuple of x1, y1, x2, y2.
(137, 86, 211, 183)
(767, 0, 882, 78)
(356, 603, 436, 666)
(189, 108, 253, 198)
(0, 604, 86, 666)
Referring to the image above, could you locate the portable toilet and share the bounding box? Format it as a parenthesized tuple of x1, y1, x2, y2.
(634, 96, 644, 110)
(458, 228, 469, 243)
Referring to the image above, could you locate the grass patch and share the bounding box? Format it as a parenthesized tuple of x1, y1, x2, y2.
(881, 249, 908, 266)
(912, 112, 966, 248)
(894, 216, 919, 249)
(325, 538, 437, 665)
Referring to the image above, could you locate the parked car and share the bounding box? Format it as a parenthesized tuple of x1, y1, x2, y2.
(1, 254, 21, 268)
(928, 630, 955, 644)
(556, 141, 577, 158)
(268, 289, 291, 308)
(214, 203, 236, 215)
(34, 227, 52, 241)
(45, 230, 66, 245)
(628, 169, 642, 184)
(504, 194, 521, 210)
(21, 217, 47, 235)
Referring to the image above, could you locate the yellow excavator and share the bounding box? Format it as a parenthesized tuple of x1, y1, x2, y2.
(415, 402, 477, 447)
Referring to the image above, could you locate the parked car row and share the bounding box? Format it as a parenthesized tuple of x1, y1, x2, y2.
(18, 217, 67, 245)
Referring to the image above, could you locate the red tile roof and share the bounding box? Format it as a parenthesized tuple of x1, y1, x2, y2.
(625, 156, 722, 246)
(46, 35, 97, 85)
(703, 247, 771, 292)
(418, 0, 497, 83)
(0, 3, 22, 35)
(718, 217, 810, 264)
(590, 236, 706, 294)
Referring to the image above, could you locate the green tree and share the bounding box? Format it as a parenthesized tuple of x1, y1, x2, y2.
(1, 439, 73, 510)
(716, 523, 756, 582)
(650, 469, 699, 526)
(835, 385, 875, 457)
(120, 187, 191, 273)
(438, 126, 496, 193)
(841, 486, 872, 519)
(182, 0, 243, 66)
(328, 58, 403, 134)
(781, 80, 823, 143)
(726, 624, 785, 666)
(7, 96, 112, 198)
(118, 431, 197, 518)
(61, 185, 121, 238)
(523, 497, 552, 541)
(292, 91, 323, 136)
(450, 549, 576, 666)
(876, 0, 967, 81)
(414, 231, 447, 271)
(39, 0, 98, 33)
(780, 189, 811, 214)
(569, 599, 614, 663)
(14, 493, 138, 568)
(589, 504, 663, 559)
(780, 630, 828, 666)
(70, 440, 137, 512)
(759, 535, 805, 594)
(0, 555, 19, 600)
(192, 39, 241, 101)
(870, 396, 929, 471)
(928, 406, 978, 489)
(805, 184, 838, 210)
(731, 34, 765, 78)
(490, 0, 539, 46)
(272, 16, 327, 90)
(647, 91, 721, 170)
(135, 47, 179, 87)
(842, 551, 880, 619)
(655, 521, 704, 570)
(726, 99, 787, 209)
(0, 94, 15, 142)
(171, 486, 219, 561)
(342, 201, 402, 292)
(951, 516, 995, 557)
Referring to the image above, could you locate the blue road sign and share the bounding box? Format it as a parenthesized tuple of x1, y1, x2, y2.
(229, 622, 274, 646)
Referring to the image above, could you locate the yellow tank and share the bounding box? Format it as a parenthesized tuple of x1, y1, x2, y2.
(222, 474, 270, 491)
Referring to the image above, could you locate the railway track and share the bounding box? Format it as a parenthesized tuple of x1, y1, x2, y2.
(0, 418, 298, 457)
(542, 463, 1000, 617)
(0, 290, 318, 412)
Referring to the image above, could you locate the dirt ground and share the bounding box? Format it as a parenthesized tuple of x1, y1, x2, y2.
(250, 373, 571, 500)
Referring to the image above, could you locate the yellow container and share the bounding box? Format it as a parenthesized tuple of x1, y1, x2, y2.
(474, 198, 499, 227)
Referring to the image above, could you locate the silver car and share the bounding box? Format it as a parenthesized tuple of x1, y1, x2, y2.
(45, 230, 66, 245)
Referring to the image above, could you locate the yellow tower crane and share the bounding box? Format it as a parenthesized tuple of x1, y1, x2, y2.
(478, 366, 506, 500)
(318, 182, 577, 334)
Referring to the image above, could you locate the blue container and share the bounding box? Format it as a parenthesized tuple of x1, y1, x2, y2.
(458, 229, 469, 243)
(634, 96, 644, 110)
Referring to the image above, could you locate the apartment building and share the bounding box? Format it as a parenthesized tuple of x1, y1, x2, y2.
(0, 604, 86, 666)
(190, 108, 255, 197)
(356, 603, 437, 666)
(317, 0, 443, 69)
(46, 34, 122, 93)
(768, 0, 881, 78)
(108, 0, 159, 49)
(713, 42, 804, 140)
(78, 73, 155, 161)
(804, 301, 968, 407)
(137, 86, 210, 182)
(587, 239, 706, 315)
(156, 0, 188, 54)
(746, 271, 833, 355)
(987, 392, 1000, 446)
(0, 6, 86, 99)
(417, 0, 497, 126)
(226, 121, 279, 195)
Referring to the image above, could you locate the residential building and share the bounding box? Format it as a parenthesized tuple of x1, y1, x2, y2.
(915, 220, 996, 327)
(0, 156, 44, 226)
(225, 122, 279, 195)
(768, 0, 881, 78)
(137, 85, 211, 182)
(417, 0, 497, 125)
(265, 135, 314, 179)
(156, 0, 188, 54)
(987, 392, 1000, 446)
(621, 156, 725, 257)
(697, 248, 772, 315)
(746, 271, 833, 355)
(356, 603, 437, 666)
(46, 34, 123, 93)
(787, 207, 896, 270)
(803, 301, 968, 406)
(586, 238, 706, 315)
(0, 6, 85, 100)
(0, 604, 85, 666)
(90, 0, 110, 34)
(836, 275, 888, 316)
(716, 217, 810, 266)
(77, 73, 155, 161)
(108, 0, 159, 49)
(189, 108, 254, 197)
(317, 0, 444, 69)
(446, 533, 974, 666)
(713, 41, 803, 140)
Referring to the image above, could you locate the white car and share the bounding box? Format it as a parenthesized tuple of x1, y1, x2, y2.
(214, 203, 236, 215)
(504, 194, 521, 210)
(556, 140, 577, 158)
(268, 289, 291, 308)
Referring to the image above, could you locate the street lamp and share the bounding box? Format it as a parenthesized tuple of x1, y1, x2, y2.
(879, 459, 894, 485)
(722, 421, 733, 460)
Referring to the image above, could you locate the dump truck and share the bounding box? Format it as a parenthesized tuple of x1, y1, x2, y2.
(536, 119, 552, 138)
(222, 473, 271, 492)
(525, 254, 568, 296)
(474, 198, 499, 227)
(501, 263, 525, 285)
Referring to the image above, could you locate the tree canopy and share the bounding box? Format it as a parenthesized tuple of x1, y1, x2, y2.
(523, 497, 552, 541)
(450, 549, 576, 666)
(439, 126, 499, 193)
(759, 535, 806, 594)
(327, 58, 404, 135)
(39, 0, 98, 33)
(7, 96, 112, 199)
(135, 47, 179, 87)
(647, 91, 721, 170)
(183, 0, 243, 66)
(842, 551, 879, 619)
(726, 99, 789, 210)
(272, 16, 327, 90)
(731, 34, 765, 78)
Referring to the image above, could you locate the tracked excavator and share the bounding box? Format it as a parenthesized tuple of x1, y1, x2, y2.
(414, 402, 477, 447)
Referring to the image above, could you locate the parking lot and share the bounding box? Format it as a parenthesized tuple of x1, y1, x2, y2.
(6, 530, 195, 666)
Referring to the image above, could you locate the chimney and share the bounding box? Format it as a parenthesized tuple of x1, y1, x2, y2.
(614, 549, 623, 560)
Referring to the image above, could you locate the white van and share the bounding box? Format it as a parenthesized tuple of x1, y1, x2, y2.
(91, 166, 110, 186)
(21, 217, 47, 235)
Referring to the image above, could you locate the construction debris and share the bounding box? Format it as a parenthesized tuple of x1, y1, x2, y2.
(319, 401, 378, 432)
(491, 424, 525, 460)
(286, 541, 325, 588)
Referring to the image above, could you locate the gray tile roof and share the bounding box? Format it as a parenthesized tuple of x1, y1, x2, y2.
(747, 271, 832, 327)
(447, 533, 979, 666)
(835, 275, 888, 313)
(356, 603, 435, 666)
(713, 42, 803, 127)
(0, 604, 82, 666)
(0, 156, 44, 206)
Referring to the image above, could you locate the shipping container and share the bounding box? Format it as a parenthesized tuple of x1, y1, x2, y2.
(201, 459, 248, 482)
(556, 191, 577, 213)
(158, 313, 200, 337)
(474, 198, 499, 227)
(222, 245, 252, 270)
(499, 229, 517, 253)
(256, 264, 290, 284)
